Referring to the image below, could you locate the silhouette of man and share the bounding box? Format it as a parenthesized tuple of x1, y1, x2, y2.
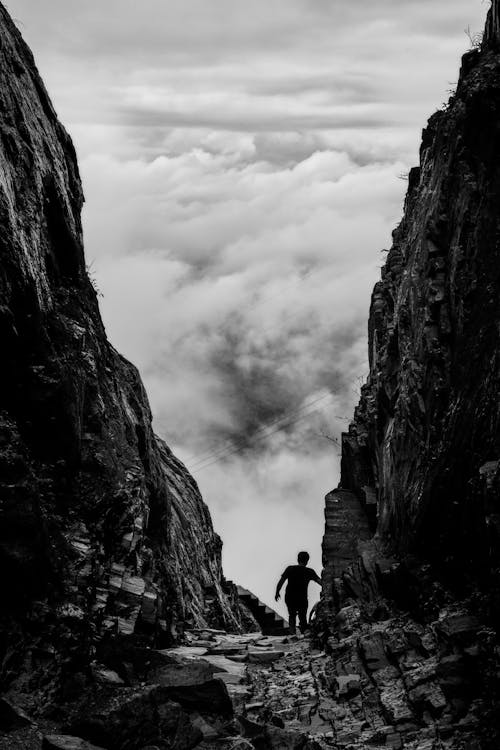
(275, 551, 321, 634)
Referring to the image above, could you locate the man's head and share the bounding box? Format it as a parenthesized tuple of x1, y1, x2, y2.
(297, 551, 310, 566)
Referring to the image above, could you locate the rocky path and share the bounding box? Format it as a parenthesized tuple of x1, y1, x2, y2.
(168, 629, 334, 747)
(0, 605, 495, 750)
(0, 628, 331, 750)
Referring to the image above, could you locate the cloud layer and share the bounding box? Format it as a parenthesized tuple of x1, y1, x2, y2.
(7, 0, 488, 614)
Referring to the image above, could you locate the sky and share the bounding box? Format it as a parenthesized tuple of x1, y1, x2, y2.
(6, 0, 488, 618)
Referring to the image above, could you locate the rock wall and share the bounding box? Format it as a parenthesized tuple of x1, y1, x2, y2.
(337, 0, 500, 600)
(0, 0, 240, 690)
(317, 3, 500, 744)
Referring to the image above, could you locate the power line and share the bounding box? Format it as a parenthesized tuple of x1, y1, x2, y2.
(190, 395, 335, 473)
(177, 269, 329, 468)
(186, 392, 334, 470)
(186, 392, 334, 469)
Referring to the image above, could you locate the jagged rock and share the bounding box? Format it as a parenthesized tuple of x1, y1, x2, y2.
(190, 713, 220, 739)
(359, 633, 390, 672)
(435, 613, 480, 643)
(436, 655, 466, 696)
(0, 0, 243, 715)
(42, 736, 106, 750)
(337, 0, 500, 600)
(96, 645, 233, 717)
(68, 685, 202, 750)
(91, 665, 125, 686)
(0, 697, 32, 731)
(198, 655, 247, 678)
(334, 673, 361, 698)
(315, 3, 500, 748)
(407, 681, 447, 716)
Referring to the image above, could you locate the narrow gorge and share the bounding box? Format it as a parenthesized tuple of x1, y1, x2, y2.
(1, 1, 500, 749)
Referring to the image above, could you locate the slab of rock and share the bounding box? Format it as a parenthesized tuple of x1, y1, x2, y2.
(214, 672, 244, 686)
(164, 646, 209, 659)
(200, 654, 247, 678)
(216, 633, 260, 644)
(207, 644, 248, 656)
(189, 628, 227, 637)
(227, 654, 249, 663)
(248, 650, 284, 664)
(252, 637, 288, 648)
(42, 735, 107, 750)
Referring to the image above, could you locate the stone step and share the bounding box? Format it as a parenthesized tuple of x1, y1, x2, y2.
(234, 585, 288, 635)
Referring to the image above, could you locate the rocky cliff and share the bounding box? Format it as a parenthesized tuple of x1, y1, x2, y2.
(339, 0, 500, 600)
(0, 0, 241, 698)
(317, 2, 500, 746)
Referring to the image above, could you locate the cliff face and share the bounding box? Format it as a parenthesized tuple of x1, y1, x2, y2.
(0, 0, 240, 680)
(339, 1, 500, 595)
(316, 6, 500, 745)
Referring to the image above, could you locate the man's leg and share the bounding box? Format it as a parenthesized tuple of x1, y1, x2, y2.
(298, 602, 308, 634)
(287, 603, 297, 635)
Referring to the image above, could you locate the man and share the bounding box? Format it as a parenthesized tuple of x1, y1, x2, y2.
(275, 551, 321, 635)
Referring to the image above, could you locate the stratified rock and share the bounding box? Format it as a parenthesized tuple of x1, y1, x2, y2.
(316, 3, 500, 748)
(0, 0, 243, 714)
(338, 0, 500, 598)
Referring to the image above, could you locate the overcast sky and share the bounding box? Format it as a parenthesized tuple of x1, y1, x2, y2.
(7, 0, 487, 617)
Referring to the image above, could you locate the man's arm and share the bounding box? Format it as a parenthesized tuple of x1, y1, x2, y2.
(311, 569, 322, 585)
(275, 568, 288, 601)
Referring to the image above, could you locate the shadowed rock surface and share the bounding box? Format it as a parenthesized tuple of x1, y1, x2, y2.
(0, 0, 243, 719)
(340, 0, 500, 601)
(317, 1, 500, 747)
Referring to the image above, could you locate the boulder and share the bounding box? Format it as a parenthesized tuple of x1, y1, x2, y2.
(91, 665, 125, 686)
(68, 685, 202, 750)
